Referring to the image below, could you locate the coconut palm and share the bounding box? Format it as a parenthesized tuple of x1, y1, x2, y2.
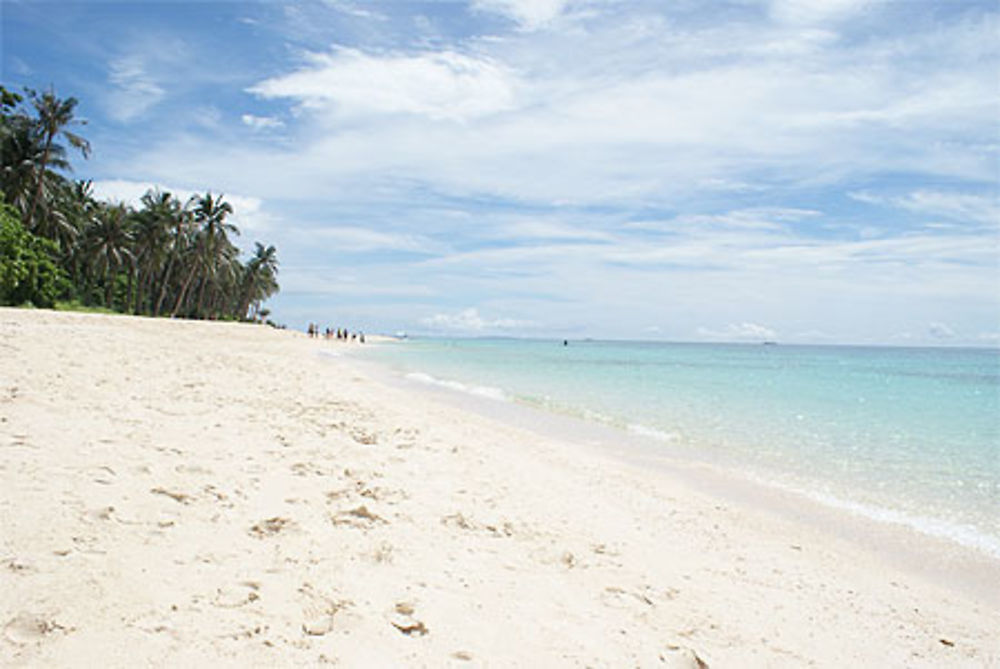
(131, 189, 181, 314)
(55, 180, 99, 286)
(151, 195, 193, 317)
(0, 113, 69, 220)
(83, 202, 133, 307)
(239, 242, 279, 321)
(171, 193, 237, 318)
(3, 85, 281, 320)
(24, 89, 90, 231)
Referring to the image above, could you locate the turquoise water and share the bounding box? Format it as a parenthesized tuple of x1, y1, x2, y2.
(361, 339, 1000, 557)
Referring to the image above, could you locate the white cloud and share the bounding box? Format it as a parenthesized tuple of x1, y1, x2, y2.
(88, 2, 1000, 340)
(665, 207, 821, 231)
(135, 10, 997, 210)
(488, 219, 614, 242)
(303, 226, 433, 253)
(697, 322, 778, 341)
(769, 0, 878, 25)
(322, 0, 386, 21)
(928, 321, 956, 339)
(105, 56, 165, 121)
(241, 114, 284, 130)
(473, 0, 570, 30)
(90, 179, 274, 247)
(250, 47, 517, 121)
(277, 268, 434, 298)
(851, 190, 999, 228)
(977, 332, 1000, 345)
(420, 307, 532, 332)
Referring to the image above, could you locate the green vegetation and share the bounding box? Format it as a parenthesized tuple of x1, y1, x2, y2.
(0, 84, 279, 320)
(0, 200, 65, 307)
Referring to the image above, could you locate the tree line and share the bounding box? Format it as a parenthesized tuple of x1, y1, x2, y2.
(0, 85, 279, 322)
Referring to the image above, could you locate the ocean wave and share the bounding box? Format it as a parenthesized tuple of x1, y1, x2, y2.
(627, 422, 680, 442)
(753, 475, 1000, 560)
(405, 372, 509, 402)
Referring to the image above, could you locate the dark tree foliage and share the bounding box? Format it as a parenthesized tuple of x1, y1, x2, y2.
(0, 84, 280, 320)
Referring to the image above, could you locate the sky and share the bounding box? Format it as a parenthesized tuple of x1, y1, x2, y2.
(2, 0, 998, 345)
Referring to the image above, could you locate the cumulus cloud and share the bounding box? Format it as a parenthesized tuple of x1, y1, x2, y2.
(250, 47, 517, 121)
(90, 179, 273, 248)
(420, 308, 532, 332)
(697, 322, 778, 341)
(79, 2, 999, 338)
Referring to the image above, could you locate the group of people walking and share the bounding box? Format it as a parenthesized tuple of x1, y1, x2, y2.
(306, 323, 365, 343)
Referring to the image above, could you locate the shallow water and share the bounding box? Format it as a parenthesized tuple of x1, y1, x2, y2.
(359, 338, 1000, 557)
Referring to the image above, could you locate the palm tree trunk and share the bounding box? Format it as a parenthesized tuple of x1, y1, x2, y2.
(195, 277, 207, 319)
(125, 264, 135, 313)
(26, 136, 53, 231)
(104, 263, 116, 307)
(171, 261, 199, 318)
(134, 268, 146, 315)
(154, 253, 177, 317)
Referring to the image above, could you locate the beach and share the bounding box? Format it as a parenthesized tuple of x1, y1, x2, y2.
(1, 308, 998, 667)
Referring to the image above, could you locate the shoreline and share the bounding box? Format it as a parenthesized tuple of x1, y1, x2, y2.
(2, 308, 998, 666)
(348, 349, 1000, 609)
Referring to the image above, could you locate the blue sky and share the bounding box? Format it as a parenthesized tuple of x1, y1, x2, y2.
(3, 0, 998, 344)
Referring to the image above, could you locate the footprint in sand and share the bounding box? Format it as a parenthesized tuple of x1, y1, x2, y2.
(349, 428, 378, 445)
(330, 505, 386, 529)
(2, 557, 35, 574)
(249, 517, 292, 538)
(299, 585, 351, 637)
(3, 614, 72, 646)
(392, 427, 419, 449)
(212, 582, 261, 609)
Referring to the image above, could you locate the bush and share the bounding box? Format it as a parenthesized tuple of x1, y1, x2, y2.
(0, 202, 68, 308)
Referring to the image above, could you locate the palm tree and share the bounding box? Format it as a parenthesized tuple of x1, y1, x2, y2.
(25, 89, 90, 231)
(4, 85, 283, 321)
(57, 180, 98, 286)
(171, 193, 236, 318)
(152, 195, 193, 317)
(83, 202, 133, 307)
(1, 114, 68, 220)
(36, 176, 86, 254)
(239, 242, 279, 320)
(132, 189, 180, 314)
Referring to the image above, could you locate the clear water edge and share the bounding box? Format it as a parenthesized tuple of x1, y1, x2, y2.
(353, 338, 1000, 561)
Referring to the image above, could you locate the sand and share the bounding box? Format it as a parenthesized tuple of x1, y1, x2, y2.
(1, 308, 997, 667)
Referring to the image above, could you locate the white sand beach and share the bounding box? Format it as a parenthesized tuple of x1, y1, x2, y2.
(1, 308, 998, 667)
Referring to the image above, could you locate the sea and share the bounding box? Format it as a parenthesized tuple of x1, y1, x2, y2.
(355, 338, 1000, 559)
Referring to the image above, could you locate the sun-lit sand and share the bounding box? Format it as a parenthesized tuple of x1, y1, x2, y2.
(1, 308, 997, 667)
